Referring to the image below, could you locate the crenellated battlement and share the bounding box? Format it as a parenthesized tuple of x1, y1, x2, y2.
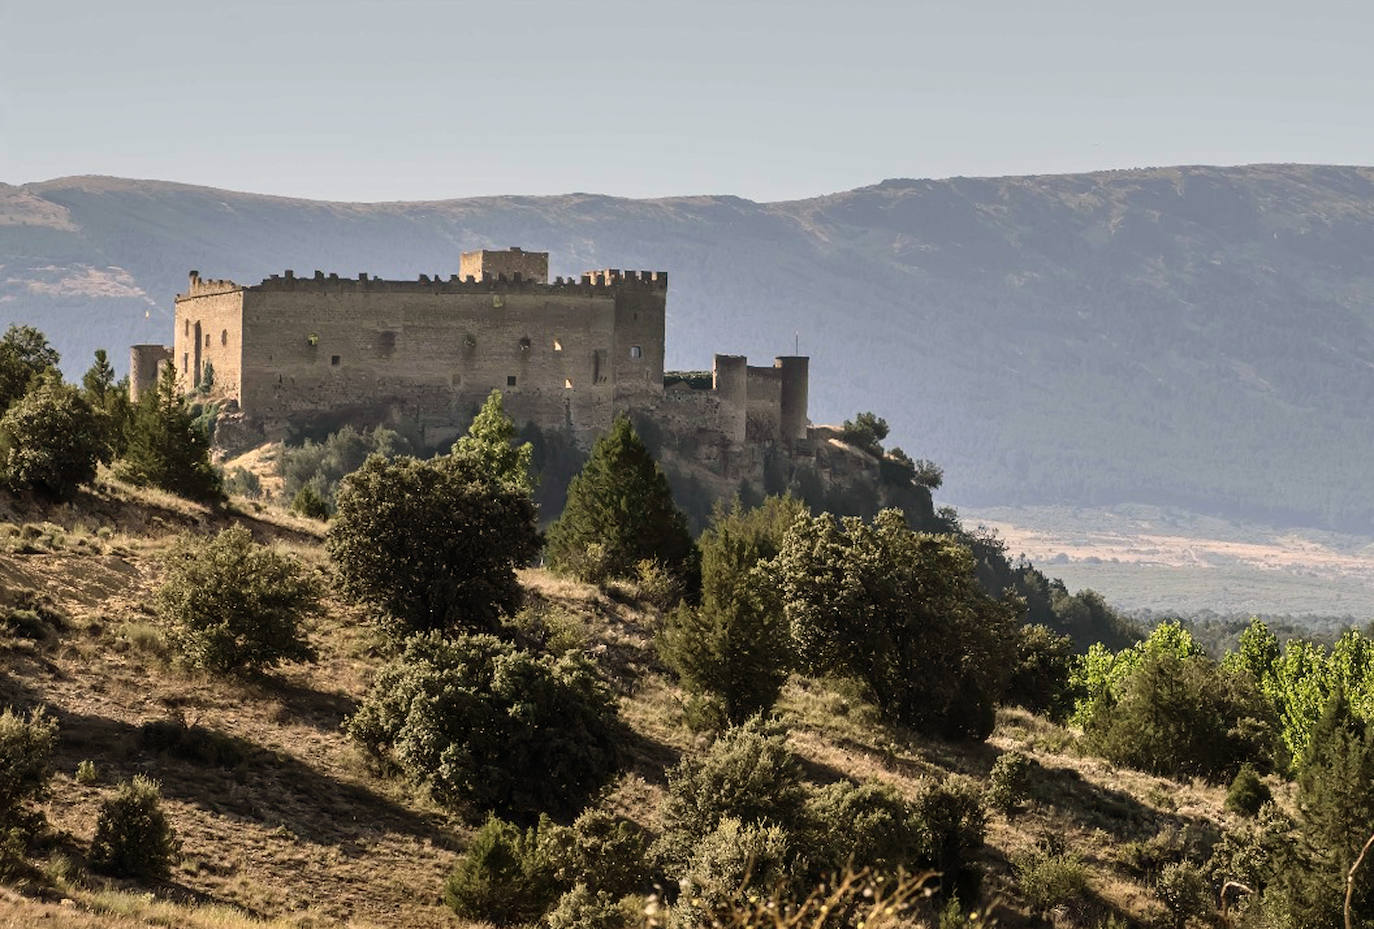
(181, 267, 670, 297)
(183, 270, 243, 298)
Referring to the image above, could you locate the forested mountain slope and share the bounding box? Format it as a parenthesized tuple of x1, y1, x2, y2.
(3, 165, 1373, 528)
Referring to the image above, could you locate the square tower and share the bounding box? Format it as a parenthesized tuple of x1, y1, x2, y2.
(458, 246, 549, 283)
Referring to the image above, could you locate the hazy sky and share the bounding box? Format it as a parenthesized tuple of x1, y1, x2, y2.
(2, 0, 1371, 202)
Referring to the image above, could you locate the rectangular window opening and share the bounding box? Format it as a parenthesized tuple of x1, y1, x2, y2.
(564, 378, 573, 389)
(507, 375, 517, 387)
(182, 354, 188, 373)
(331, 355, 341, 366)
(629, 345, 643, 359)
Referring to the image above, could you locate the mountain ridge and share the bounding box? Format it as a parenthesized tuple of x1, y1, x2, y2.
(3, 164, 1374, 529)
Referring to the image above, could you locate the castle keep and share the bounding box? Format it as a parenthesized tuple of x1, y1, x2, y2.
(131, 248, 810, 459)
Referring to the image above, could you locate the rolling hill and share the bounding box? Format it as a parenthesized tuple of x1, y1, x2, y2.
(3, 165, 1374, 530)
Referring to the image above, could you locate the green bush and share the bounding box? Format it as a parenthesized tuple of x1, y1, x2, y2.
(776, 509, 1018, 740)
(633, 559, 682, 611)
(1016, 848, 1089, 918)
(75, 760, 98, 786)
(546, 884, 637, 929)
(986, 751, 1034, 816)
(657, 501, 790, 725)
(156, 526, 319, 674)
(0, 706, 58, 863)
(290, 484, 329, 519)
(280, 424, 411, 513)
(117, 361, 223, 504)
(1005, 623, 1075, 720)
(841, 411, 888, 458)
(0, 375, 108, 500)
(1225, 763, 1272, 817)
(1156, 861, 1210, 929)
(327, 453, 540, 637)
(669, 818, 794, 929)
(547, 415, 697, 590)
(347, 633, 618, 822)
(1083, 649, 1275, 781)
(804, 779, 920, 875)
(89, 776, 179, 880)
(444, 815, 559, 925)
(654, 718, 806, 873)
(223, 466, 262, 499)
(911, 776, 987, 903)
(0, 325, 60, 414)
(541, 808, 650, 897)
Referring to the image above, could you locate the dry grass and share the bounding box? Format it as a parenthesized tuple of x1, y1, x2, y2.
(0, 480, 1249, 928)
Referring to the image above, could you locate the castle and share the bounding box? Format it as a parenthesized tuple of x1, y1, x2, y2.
(129, 248, 811, 463)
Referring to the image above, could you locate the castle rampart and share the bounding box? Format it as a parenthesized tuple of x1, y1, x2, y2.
(143, 247, 807, 465)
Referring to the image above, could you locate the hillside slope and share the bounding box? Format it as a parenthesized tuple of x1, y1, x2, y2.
(0, 480, 1259, 928)
(3, 166, 1374, 528)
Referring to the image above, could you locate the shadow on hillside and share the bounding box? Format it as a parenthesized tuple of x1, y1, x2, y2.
(37, 700, 454, 853)
(1032, 762, 1172, 840)
(616, 722, 683, 788)
(0, 482, 322, 548)
(253, 676, 359, 735)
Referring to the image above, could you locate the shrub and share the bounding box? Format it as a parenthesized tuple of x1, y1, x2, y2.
(911, 777, 987, 903)
(449, 390, 535, 494)
(1225, 763, 1272, 817)
(776, 509, 1018, 740)
(89, 776, 179, 879)
(1083, 649, 1275, 781)
(0, 375, 108, 500)
(327, 453, 540, 637)
(840, 411, 888, 458)
(547, 415, 697, 590)
(804, 779, 920, 875)
(654, 718, 806, 872)
(223, 466, 262, 499)
(1156, 861, 1210, 929)
(546, 884, 637, 929)
(0, 325, 60, 414)
(670, 818, 794, 929)
(0, 707, 58, 857)
(541, 808, 650, 897)
(118, 361, 223, 504)
(75, 760, 98, 786)
(280, 424, 412, 512)
(444, 815, 560, 925)
(290, 484, 329, 519)
(1005, 623, 1075, 720)
(634, 559, 682, 611)
(657, 502, 790, 725)
(156, 526, 319, 674)
(347, 633, 618, 822)
(986, 751, 1034, 816)
(1016, 849, 1089, 918)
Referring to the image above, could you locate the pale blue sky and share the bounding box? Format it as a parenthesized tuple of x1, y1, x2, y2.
(2, 0, 1371, 201)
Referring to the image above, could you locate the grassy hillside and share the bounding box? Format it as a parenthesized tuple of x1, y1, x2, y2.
(0, 476, 1263, 928)
(3, 165, 1374, 530)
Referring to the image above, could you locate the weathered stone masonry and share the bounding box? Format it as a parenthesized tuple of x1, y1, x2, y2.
(134, 248, 810, 461)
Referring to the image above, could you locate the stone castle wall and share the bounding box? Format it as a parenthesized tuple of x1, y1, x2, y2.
(168, 264, 667, 445)
(140, 250, 810, 471)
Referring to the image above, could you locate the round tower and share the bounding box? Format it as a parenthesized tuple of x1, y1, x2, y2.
(713, 354, 748, 444)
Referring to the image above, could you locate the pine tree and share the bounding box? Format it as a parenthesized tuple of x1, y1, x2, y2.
(1280, 688, 1374, 929)
(118, 361, 223, 503)
(546, 415, 696, 587)
(81, 349, 132, 457)
(450, 389, 534, 494)
(658, 500, 795, 724)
